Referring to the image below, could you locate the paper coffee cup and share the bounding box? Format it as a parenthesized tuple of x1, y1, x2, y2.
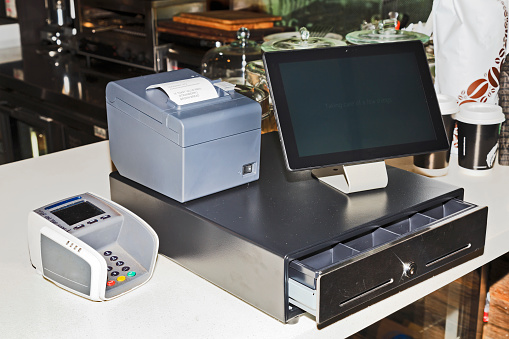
(456, 103, 505, 171)
(414, 94, 458, 176)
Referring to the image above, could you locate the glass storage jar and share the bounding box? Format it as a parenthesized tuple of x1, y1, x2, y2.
(345, 18, 430, 44)
(200, 27, 262, 85)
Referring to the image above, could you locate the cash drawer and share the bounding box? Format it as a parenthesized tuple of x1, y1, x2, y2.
(288, 198, 488, 326)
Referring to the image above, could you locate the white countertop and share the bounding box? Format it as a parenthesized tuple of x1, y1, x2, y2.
(1, 141, 508, 338)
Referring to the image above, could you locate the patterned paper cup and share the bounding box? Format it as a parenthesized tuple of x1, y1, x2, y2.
(456, 103, 505, 171)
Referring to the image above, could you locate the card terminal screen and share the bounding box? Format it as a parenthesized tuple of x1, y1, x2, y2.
(52, 201, 105, 226)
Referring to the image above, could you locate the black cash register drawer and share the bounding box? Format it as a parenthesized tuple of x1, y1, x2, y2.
(110, 133, 490, 326)
(288, 198, 488, 326)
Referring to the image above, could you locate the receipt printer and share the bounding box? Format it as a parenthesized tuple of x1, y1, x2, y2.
(106, 69, 261, 202)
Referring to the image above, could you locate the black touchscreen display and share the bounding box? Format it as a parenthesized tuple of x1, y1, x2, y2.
(263, 41, 449, 171)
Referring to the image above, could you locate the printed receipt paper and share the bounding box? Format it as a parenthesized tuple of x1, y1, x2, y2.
(146, 77, 218, 105)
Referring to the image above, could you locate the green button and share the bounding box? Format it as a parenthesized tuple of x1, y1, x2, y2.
(127, 271, 136, 277)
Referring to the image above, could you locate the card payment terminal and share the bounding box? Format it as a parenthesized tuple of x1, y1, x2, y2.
(28, 193, 159, 301)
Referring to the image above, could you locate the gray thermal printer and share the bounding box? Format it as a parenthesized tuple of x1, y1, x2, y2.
(106, 69, 261, 203)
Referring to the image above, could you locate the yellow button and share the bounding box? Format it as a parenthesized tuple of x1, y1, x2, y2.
(117, 276, 126, 282)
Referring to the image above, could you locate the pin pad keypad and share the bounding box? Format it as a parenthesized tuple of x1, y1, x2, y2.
(103, 250, 137, 288)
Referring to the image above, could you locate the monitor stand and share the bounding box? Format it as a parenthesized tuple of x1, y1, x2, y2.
(311, 160, 388, 194)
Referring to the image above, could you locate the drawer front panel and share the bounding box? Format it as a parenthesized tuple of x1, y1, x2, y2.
(316, 205, 487, 324)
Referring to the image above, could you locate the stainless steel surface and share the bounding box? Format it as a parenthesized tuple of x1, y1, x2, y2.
(75, 0, 205, 71)
(111, 176, 287, 321)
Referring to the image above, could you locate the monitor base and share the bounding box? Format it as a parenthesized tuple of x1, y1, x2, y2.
(311, 161, 388, 194)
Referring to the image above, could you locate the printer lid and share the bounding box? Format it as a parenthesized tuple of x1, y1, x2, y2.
(106, 69, 261, 147)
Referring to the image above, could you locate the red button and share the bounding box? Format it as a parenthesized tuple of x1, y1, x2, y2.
(107, 280, 116, 286)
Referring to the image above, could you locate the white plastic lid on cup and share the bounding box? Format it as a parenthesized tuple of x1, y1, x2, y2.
(437, 94, 459, 116)
(456, 102, 505, 125)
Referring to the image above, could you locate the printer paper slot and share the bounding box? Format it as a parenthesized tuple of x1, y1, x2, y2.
(146, 77, 219, 106)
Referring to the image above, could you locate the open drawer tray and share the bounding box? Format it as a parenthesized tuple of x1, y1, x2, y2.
(288, 198, 488, 326)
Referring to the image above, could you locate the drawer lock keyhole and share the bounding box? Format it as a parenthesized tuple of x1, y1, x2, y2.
(404, 262, 417, 278)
